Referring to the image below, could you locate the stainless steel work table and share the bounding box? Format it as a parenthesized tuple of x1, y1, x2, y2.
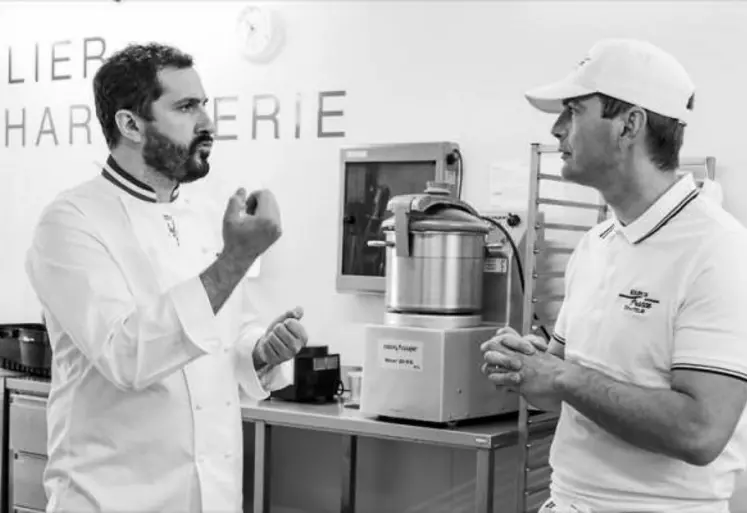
(3, 377, 525, 512)
(240, 399, 520, 513)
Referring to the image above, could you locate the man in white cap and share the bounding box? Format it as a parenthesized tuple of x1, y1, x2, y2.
(481, 39, 747, 512)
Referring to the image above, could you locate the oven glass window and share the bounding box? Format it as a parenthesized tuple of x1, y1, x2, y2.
(341, 161, 435, 277)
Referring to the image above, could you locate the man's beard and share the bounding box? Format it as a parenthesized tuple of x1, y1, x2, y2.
(142, 125, 213, 184)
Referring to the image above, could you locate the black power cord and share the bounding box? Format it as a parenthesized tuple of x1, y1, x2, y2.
(481, 215, 551, 341)
(447, 148, 464, 199)
(445, 147, 548, 339)
(455, 148, 463, 199)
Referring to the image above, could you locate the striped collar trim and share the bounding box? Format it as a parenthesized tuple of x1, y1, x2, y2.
(101, 155, 180, 203)
(614, 174, 698, 245)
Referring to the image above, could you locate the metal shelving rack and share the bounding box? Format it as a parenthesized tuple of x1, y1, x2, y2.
(514, 144, 717, 513)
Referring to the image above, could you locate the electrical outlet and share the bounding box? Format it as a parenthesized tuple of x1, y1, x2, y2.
(480, 209, 529, 250)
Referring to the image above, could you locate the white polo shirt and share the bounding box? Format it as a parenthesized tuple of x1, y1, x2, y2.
(549, 174, 747, 512)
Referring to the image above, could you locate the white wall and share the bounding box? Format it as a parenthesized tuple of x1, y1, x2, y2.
(3, 0, 746, 367)
(3, 1, 747, 511)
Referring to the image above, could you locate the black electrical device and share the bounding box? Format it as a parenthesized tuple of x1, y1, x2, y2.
(270, 346, 343, 403)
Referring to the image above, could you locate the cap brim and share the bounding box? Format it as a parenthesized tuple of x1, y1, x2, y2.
(525, 78, 595, 114)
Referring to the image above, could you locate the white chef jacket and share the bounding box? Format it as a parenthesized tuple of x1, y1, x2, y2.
(25, 155, 290, 513)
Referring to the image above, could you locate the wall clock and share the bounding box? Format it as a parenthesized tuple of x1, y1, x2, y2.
(235, 4, 286, 64)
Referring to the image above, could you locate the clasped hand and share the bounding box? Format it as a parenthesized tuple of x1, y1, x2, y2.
(253, 306, 309, 369)
(480, 327, 562, 398)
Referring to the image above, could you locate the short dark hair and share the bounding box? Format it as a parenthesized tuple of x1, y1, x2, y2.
(93, 43, 194, 149)
(597, 93, 695, 171)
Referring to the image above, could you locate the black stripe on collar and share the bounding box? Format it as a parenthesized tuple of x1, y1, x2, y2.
(634, 189, 699, 245)
(101, 155, 180, 203)
(599, 224, 615, 239)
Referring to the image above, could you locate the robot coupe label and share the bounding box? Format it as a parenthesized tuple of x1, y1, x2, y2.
(484, 257, 508, 273)
(379, 340, 424, 371)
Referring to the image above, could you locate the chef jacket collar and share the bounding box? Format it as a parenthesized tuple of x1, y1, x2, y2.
(101, 155, 180, 203)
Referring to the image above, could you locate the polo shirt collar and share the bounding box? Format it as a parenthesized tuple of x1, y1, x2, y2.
(101, 155, 180, 203)
(613, 173, 699, 245)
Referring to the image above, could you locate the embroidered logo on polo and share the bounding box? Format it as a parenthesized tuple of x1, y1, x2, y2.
(618, 288, 659, 314)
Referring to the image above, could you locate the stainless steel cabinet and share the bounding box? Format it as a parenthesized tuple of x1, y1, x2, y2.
(10, 453, 45, 511)
(8, 392, 47, 513)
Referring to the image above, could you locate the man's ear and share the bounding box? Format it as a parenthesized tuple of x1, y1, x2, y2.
(114, 109, 146, 144)
(618, 106, 647, 145)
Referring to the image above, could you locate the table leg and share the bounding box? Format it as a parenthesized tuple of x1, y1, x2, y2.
(475, 448, 495, 513)
(341, 434, 358, 513)
(253, 421, 272, 513)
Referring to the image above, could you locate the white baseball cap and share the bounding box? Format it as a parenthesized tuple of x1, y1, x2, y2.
(525, 39, 695, 124)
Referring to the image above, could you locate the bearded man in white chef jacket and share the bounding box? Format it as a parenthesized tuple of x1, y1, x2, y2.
(25, 42, 308, 513)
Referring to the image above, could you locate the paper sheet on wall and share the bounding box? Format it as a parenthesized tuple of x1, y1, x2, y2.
(488, 161, 530, 211)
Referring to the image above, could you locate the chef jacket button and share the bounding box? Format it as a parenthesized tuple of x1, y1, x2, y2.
(226, 401, 231, 407)
(224, 453, 231, 460)
(195, 404, 202, 411)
